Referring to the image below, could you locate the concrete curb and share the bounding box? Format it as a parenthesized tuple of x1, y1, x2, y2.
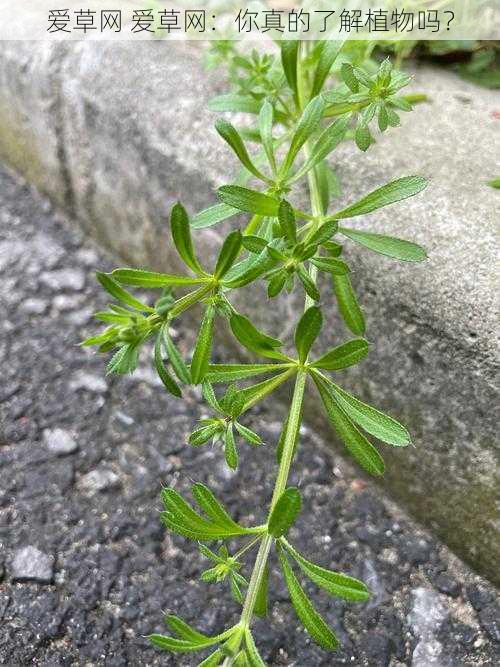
(0, 41, 498, 583)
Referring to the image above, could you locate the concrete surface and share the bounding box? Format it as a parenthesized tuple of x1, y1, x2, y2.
(0, 41, 498, 584)
(1, 164, 499, 666)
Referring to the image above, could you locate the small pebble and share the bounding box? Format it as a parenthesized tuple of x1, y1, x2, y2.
(39, 268, 85, 291)
(43, 428, 78, 456)
(79, 468, 121, 495)
(10, 546, 54, 584)
(69, 372, 107, 395)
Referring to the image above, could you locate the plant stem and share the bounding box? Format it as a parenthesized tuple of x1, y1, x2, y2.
(225, 44, 328, 660)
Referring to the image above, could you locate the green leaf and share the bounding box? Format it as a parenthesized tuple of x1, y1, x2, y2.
(310, 256, 350, 276)
(297, 266, 320, 302)
(259, 100, 276, 173)
(218, 186, 279, 217)
(245, 630, 266, 666)
(111, 269, 204, 288)
(329, 382, 411, 446)
(96, 272, 153, 312)
(488, 177, 500, 189)
(192, 483, 243, 530)
(229, 313, 285, 360)
(355, 125, 372, 152)
(280, 41, 299, 105)
(234, 422, 263, 446)
(198, 649, 224, 667)
(239, 370, 294, 412)
(268, 488, 302, 538)
(202, 380, 221, 412)
(209, 94, 261, 115)
(314, 375, 385, 476)
(165, 615, 210, 642)
(149, 635, 216, 653)
(154, 331, 182, 397)
(311, 339, 369, 371)
(282, 541, 369, 602)
(307, 219, 338, 246)
(253, 565, 269, 618)
(267, 270, 287, 298)
(162, 329, 191, 384)
(330, 176, 428, 220)
(378, 106, 389, 132)
(283, 96, 325, 174)
(205, 363, 289, 383)
(339, 227, 427, 262)
(332, 274, 366, 335)
(311, 41, 344, 97)
(225, 427, 238, 470)
(290, 117, 349, 183)
(277, 200, 296, 243)
(241, 235, 267, 254)
(295, 306, 322, 363)
(191, 305, 216, 384)
(214, 230, 242, 278)
(171, 202, 203, 274)
(106, 343, 140, 375)
(340, 63, 359, 93)
(216, 120, 269, 183)
(191, 202, 240, 230)
(189, 423, 222, 446)
(223, 248, 276, 289)
(277, 547, 339, 650)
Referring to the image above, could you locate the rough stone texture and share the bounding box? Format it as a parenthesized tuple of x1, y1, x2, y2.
(0, 41, 498, 583)
(43, 428, 79, 456)
(1, 164, 499, 666)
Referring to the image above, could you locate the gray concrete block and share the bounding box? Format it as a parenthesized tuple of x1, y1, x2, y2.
(0, 41, 498, 583)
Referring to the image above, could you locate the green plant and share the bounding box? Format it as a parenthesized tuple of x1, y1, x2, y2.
(84, 41, 428, 664)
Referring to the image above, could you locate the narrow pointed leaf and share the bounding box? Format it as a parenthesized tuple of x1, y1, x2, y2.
(332, 274, 365, 335)
(234, 422, 263, 446)
(282, 541, 370, 601)
(278, 200, 297, 243)
(209, 94, 261, 115)
(253, 565, 269, 618)
(205, 363, 289, 383)
(355, 125, 372, 152)
(216, 120, 268, 182)
(192, 483, 243, 530)
(191, 305, 215, 384)
(225, 427, 238, 470)
(308, 219, 338, 246)
(215, 230, 242, 278)
(268, 488, 302, 538)
(283, 96, 325, 173)
(297, 266, 320, 301)
(218, 186, 279, 217)
(295, 306, 322, 363)
(223, 248, 276, 289)
(229, 313, 286, 360)
(278, 548, 339, 650)
(162, 329, 191, 383)
(310, 256, 350, 276)
(239, 370, 294, 412)
(245, 629, 266, 666)
(314, 375, 385, 476)
(341, 63, 359, 92)
(329, 383, 411, 446)
(241, 235, 267, 254)
(112, 269, 204, 288)
(291, 116, 349, 184)
(165, 615, 210, 642)
(96, 272, 153, 312)
(259, 101, 276, 173)
(329, 176, 428, 220)
(189, 423, 222, 446)
(280, 41, 299, 104)
(154, 332, 182, 397)
(311, 41, 344, 97)
(191, 202, 240, 229)
(171, 202, 203, 273)
(198, 648, 224, 666)
(311, 339, 369, 371)
(202, 380, 221, 412)
(339, 227, 427, 262)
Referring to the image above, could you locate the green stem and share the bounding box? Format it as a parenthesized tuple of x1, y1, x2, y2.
(229, 43, 327, 653)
